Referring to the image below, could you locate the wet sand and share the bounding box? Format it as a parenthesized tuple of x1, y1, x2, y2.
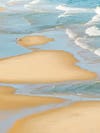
(17, 35, 54, 47)
(9, 101, 100, 133)
(0, 50, 96, 84)
(0, 7, 5, 12)
(0, 86, 63, 110)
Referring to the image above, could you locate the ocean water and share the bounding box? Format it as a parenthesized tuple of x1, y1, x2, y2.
(0, 0, 100, 98)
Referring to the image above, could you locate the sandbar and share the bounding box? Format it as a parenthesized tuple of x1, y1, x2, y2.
(9, 101, 100, 133)
(0, 86, 63, 110)
(0, 50, 96, 83)
(17, 35, 54, 47)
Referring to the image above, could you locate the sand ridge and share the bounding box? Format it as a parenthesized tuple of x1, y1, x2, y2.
(0, 50, 96, 84)
(17, 35, 54, 47)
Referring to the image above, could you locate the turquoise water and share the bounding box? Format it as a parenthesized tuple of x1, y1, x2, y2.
(0, 0, 100, 98)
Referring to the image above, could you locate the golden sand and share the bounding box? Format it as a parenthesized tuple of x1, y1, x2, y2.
(0, 86, 63, 110)
(0, 7, 5, 12)
(17, 35, 54, 47)
(0, 50, 96, 83)
(9, 101, 100, 133)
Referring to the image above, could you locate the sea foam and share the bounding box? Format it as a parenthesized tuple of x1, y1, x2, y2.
(95, 6, 100, 15)
(86, 26, 100, 36)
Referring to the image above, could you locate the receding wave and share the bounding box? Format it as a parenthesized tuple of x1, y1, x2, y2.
(66, 27, 100, 56)
(56, 5, 94, 13)
(66, 28, 78, 40)
(95, 6, 100, 15)
(94, 48, 100, 56)
(0, 0, 98, 14)
(86, 26, 100, 36)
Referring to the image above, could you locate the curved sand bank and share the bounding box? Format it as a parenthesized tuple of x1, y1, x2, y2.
(0, 86, 63, 110)
(0, 50, 96, 83)
(0, 7, 5, 12)
(9, 101, 100, 133)
(17, 35, 54, 47)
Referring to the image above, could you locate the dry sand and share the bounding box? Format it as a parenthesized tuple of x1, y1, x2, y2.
(0, 7, 5, 12)
(9, 101, 100, 133)
(0, 50, 96, 83)
(17, 35, 54, 47)
(0, 86, 63, 110)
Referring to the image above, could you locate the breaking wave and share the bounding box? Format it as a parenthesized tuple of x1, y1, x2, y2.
(86, 26, 100, 36)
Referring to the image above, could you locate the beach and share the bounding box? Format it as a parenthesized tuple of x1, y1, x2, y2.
(9, 101, 100, 133)
(0, 50, 96, 84)
(0, 86, 63, 110)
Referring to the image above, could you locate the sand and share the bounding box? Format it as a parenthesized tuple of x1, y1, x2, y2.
(17, 35, 54, 47)
(0, 86, 63, 110)
(9, 101, 100, 133)
(0, 7, 5, 12)
(0, 50, 96, 83)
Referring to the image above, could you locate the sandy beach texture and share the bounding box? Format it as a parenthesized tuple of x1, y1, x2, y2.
(0, 7, 5, 12)
(0, 86, 63, 110)
(0, 50, 96, 83)
(17, 35, 54, 47)
(9, 101, 100, 133)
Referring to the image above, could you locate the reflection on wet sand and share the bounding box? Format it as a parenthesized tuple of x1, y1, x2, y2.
(0, 86, 63, 110)
(9, 101, 100, 133)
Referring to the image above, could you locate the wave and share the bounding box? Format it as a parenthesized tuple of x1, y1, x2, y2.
(74, 37, 94, 50)
(95, 6, 100, 15)
(86, 15, 100, 26)
(56, 5, 94, 13)
(66, 27, 100, 56)
(1, 0, 58, 13)
(86, 26, 100, 36)
(85, 7, 100, 26)
(0, 1, 97, 14)
(94, 48, 100, 56)
(56, 4, 94, 18)
(66, 28, 78, 40)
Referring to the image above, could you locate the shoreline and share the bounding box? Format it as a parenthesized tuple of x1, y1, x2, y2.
(0, 86, 63, 110)
(9, 101, 100, 133)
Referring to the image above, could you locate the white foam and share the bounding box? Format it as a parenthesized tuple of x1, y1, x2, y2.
(95, 6, 100, 15)
(75, 37, 91, 50)
(29, 0, 40, 5)
(94, 48, 100, 56)
(56, 5, 93, 13)
(86, 6, 100, 26)
(56, 5, 94, 18)
(24, 0, 58, 13)
(66, 28, 78, 40)
(86, 15, 100, 26)
(65, 28, 99, 56)
(86, 26, 100, 36)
